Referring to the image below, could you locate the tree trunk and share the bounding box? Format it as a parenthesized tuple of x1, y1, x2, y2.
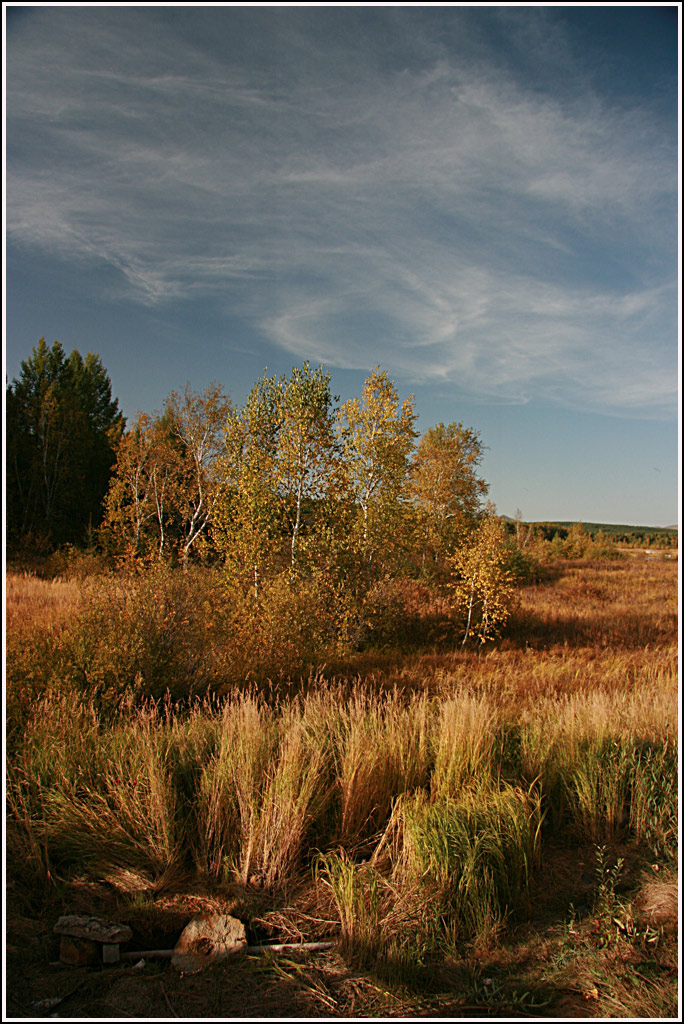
(462, 573, 476, 647)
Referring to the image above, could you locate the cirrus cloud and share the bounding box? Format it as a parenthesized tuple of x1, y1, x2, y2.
(6, 6, 678, 418)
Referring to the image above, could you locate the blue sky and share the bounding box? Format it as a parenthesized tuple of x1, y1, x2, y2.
(4, 5, 680, 526)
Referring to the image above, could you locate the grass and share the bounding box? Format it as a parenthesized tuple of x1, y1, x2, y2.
(5, 571, 82, 633)
(4, 556, 679, 1017)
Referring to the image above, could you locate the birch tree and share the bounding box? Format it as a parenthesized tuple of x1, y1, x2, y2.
(216, 363, 341, 591)
(337, 368, 417, 573)
(165, 382, 232, 568)
(409, 422, 488, 570)
(148, 419, 180, 561)
(216, 386, 281, 596)
(102, 412, 156, 557)
(271, 363, 340, 568)
(102, 411, 181, 560)
(449, 512, 514, 646)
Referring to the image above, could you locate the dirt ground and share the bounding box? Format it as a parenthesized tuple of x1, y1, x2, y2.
(5, 842, 677, 1020)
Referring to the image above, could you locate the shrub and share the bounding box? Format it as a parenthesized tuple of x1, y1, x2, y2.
(449, 515, 516, 646)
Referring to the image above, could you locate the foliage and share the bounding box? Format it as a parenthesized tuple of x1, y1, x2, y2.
(101, 411, 181, 561)
(337, 367, 418, 577)
(6, 338, 124, 546)
(519, 520, 634, 562)
(215, 363, 343, 587)
(5, 558, 678, 1015)
(393, 782, 543, 947)
(269, 363, 342, 568)
(215, 383, 283, 594)
(449, 512, 516, 646)
(409, 421, 488, 572)
(164, 381, 233, 567)
(102, 383, 233, 567)
(532, 520, 678, 550)
(5, 567, 234, 729)
(565, 739, 632, 843)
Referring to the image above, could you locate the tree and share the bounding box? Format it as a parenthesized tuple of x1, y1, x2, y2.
(147, 413, 183, 561)
(164, 382, 232, 568)
(215, 363, 341, 593)
(409, 422, 488, 571)
(337, 368, 418, 574)
(102, 412, 157, 557)
(270, 363, 341, 568)
(449, 512, 515, 646)
(215, 385, 282, 596)
(6, 338, 123, 546)
(512, 508, 533, 551)
(101, 411, 181, 560)
(67, 350, 126, 534)
(564, 521, 591, 559)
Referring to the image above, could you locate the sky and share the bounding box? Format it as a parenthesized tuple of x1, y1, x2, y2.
(3, 4, 680, 527)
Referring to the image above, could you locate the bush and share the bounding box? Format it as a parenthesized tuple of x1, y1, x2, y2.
(44, 544, 112, 580)
(217, 571, 344, 686)
(6, 566, 233, 724)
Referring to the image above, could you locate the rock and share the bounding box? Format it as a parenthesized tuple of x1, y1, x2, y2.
(57, 935, 99, 967)
(171, 913, 247, 973)
(54, 916, 132, 944)
(54, 915, 133, 965)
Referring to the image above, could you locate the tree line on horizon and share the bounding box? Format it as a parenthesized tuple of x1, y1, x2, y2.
(8, 341, 674, 571)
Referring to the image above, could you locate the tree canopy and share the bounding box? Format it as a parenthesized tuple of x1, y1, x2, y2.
(8, 348, 514, 645)
(6, 338, 124, 547)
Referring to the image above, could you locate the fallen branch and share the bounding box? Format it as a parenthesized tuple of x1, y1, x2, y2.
(247, 940, 336, 955)
(120, 939, 336, 963)
(121, 949, 173, 961)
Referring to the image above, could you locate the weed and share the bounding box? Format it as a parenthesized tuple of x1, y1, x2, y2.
(593, 844, 625, 917)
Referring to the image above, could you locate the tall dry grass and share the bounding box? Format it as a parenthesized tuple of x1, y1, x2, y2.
(5, 572, 81, 634)
(5, 557, 678, 976)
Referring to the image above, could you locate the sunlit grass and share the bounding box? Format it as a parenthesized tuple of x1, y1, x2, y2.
(5, 571, 82, 634)
(5, 556, 678, 1004)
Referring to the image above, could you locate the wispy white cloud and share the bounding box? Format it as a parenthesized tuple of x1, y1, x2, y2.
(6, 7, 677, 417)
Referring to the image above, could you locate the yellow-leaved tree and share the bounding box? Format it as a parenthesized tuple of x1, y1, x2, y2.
(337, 368, 418, 577)
(164, 381, 233, 569)
(215, 363, 342, 594)
(449, 511, 515, 646)
(408, 421, 489, 573)
(102, 410, 183, 562)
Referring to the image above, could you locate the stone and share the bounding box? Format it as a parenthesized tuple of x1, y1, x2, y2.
(54, 916, 132, 944)
(101, 942, 121, 964)
(54, 915, 133, 965)
(58, 935, 99, 967)
(171, 913, 247, 973)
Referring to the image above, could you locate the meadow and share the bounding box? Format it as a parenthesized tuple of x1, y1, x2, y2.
(4, 552, 678, 1018)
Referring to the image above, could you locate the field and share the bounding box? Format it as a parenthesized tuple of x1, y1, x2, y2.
(4, 553, 679, 1019)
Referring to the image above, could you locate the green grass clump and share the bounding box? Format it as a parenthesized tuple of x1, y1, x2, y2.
(393, 782, 543, 949)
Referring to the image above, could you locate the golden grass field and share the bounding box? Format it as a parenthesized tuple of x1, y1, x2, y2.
(4, 553, 679, 1018)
